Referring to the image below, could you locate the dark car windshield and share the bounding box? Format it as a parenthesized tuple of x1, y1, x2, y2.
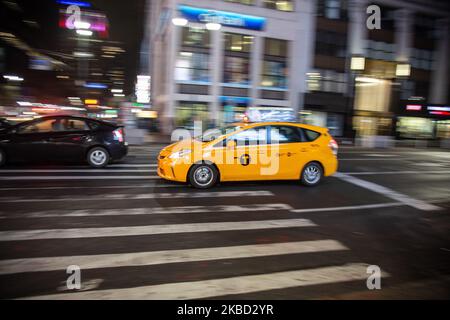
(195, 125, 242, 142)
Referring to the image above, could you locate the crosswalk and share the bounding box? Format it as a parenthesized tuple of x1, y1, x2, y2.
(0, 146, 388, 299)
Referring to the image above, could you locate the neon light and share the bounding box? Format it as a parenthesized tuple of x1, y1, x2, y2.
(406, 105, 422, 111)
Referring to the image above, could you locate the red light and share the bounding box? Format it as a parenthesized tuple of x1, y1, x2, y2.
(430, 111, 450, 116)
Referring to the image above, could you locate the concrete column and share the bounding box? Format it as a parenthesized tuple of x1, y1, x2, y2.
(394, 9, 413, 63)
(293, 0, 317, 114)
(348, 0, 368, 56)
(210, 28, 224, 126)
(430, 18, 449, 104)
(250, 35, 263, 107)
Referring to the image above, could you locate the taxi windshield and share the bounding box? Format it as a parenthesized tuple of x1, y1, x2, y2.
(195, 125, 242, 142)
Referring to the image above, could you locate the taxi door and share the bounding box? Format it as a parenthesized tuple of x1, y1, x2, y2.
(268, 125, 310, 179)
(215, 126, 269, 181)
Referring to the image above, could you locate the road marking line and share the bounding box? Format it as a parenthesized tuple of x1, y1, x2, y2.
(0, 169, 156, 173)
(290, 202, 404, 213)
(339, 158, 405, 161)
(0, 240, 346, 275)
(0, 184, 183, 191)
(335, 172, 441, 211)
(0, 203, 292, 219)
(0, 190, 273, 203)
(110, 164, 157, 168)
(21, 263, 383, 300)
(341, 170, 450, 175)
(0, 218, 315, 241)
(0, 176, 160, 181)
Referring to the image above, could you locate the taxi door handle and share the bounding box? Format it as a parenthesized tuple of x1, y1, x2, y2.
(300, 148, 308, 152)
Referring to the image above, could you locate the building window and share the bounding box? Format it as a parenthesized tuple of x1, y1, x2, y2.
(175, 52, 210, 82)
(176, 27, 211, 82)
(224, 56, 250, 84)
(224, 0, 254, 5)
(263, 0, 294, 12)
(224, 33, 253, 53)
(410, 48, 434, 71)
(317, 0, 348, 20)
(223, 33, 253, 85)
(306, 69, 347, 94)
(315, 30, 347, 58)
(365, 40, 396, 61)
(261, 38, 288, 89)
(181, 27, 210, 48)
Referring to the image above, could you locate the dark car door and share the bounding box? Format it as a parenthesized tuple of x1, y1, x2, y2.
(6, 118, 60, 162)
(47, 118, 93, 161)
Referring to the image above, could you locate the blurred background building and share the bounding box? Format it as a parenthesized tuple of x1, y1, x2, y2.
(0, 0, 148, 125)
(145, 0, 450, 141)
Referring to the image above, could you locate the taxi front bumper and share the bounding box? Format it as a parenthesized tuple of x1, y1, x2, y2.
(157, 155, 191, 182)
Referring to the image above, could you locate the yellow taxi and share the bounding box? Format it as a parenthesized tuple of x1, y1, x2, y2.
(157, 122, 338, 188)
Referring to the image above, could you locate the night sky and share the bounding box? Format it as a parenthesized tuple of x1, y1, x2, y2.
(0, 0, 146, 97)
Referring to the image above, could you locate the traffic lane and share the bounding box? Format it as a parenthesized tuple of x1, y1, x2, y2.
(0, 177, 394, 213)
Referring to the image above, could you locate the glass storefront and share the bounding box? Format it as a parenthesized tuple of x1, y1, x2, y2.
(396, 117, 450, 140)
(263, 0, 294, 11)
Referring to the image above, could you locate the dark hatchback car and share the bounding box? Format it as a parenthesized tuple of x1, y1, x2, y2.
(0, 115, 128, 168)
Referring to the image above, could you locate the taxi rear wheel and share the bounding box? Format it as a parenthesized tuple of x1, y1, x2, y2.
(301, 162, 323, 187)
(188, 163, 218, 189)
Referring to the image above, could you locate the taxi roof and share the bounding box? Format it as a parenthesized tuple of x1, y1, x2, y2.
(230, 121, 328, 133)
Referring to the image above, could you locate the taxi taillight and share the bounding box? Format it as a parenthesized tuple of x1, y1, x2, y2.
(329, 138, 338, 156)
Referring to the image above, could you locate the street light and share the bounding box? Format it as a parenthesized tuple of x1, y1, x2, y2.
(172, 17, 188, 26)
(205, 22, 221, 30)
(350, 56, 366, 72)
(395, 63, 411, 77)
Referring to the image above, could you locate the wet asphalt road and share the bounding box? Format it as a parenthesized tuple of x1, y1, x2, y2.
(0, 145, 449, 299)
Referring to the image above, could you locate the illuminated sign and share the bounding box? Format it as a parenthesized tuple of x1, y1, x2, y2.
(178, 6, 266, 31)
(135, 75, 151, 104)
(427, 106, 450, 112)
(406, 104, 422, 111)
(57, 0, 91, 7)
(85, 99, 98, 105)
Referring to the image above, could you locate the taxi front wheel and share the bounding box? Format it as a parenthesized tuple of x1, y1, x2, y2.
(188, 164, 219, 189)
(301, 162, 323, 187)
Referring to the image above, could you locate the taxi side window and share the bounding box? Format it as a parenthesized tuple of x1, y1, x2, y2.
(302, 129, 321, 142)
(227, 126, 268, 146)
(269, 126, 303, 144)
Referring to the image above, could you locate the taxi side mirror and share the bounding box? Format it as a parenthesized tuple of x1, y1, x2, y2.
(226, 140, 236, 149)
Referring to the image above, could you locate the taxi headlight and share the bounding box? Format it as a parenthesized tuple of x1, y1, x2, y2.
(169, 149, 192, 159)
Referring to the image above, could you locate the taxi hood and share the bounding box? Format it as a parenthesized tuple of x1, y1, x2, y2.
(159, 138, 207, 156)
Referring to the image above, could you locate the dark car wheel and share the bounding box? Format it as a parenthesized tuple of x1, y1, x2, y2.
(87, 147, 110, 168)
(188, 163, 218, 189)
(301, 162, 323, 187)
(0, 148, 5, 167)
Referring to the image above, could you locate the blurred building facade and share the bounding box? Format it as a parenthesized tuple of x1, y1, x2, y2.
(145, 0, 449, 139)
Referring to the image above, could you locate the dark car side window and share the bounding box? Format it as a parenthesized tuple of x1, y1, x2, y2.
(269, 126, 303, 144)
(18, 119, 59, 134)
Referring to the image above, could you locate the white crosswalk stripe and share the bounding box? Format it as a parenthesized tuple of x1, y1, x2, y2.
(0, 190, 273, 203)
(0, 203, 293, 219)
(0, 240, 347, 275)
(0, 218, 316, 241)
(22, 263, 384, 300)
